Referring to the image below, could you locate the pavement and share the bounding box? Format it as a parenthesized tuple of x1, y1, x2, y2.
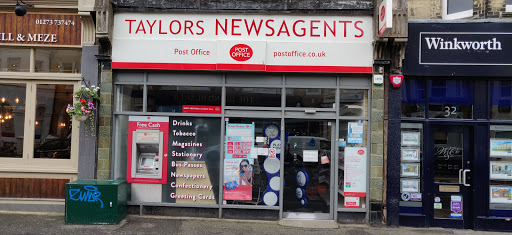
(0, 212, 507, 235)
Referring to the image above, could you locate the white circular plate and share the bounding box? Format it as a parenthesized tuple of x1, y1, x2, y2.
(263, 191, 278, 206)
(296, 171, 307, 187)
(295, 187, 303, 199)
(269, 176, 280, 191)
(263, 158, 280, 174)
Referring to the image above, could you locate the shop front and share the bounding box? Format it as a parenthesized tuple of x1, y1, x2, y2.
(389, 21, 512, 231)
(0, 10, 92, 212)
(111, 12, 375, 221)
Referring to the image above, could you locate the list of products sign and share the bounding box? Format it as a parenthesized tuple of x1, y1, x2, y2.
(163, 118, 220, 204)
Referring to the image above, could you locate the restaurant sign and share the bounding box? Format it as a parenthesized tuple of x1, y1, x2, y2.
(0, 13, 81, 46)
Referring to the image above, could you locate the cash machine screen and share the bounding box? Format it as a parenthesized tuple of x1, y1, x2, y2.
(141, 157, 154, 167)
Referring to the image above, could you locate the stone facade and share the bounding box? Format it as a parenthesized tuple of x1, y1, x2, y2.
(370, 81, 384, 224)
(97, 70, 113, 180)
(409, 0, 510, 20)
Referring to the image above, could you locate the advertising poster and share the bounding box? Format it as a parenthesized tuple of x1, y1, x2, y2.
(225, 124, 255, 159)
(345, 196, 360, 208)
(450, 195, 463, 218)
(347, 122, 364, 144)
(127, 116, 169, 184)
(490, 161, 512, 180)
(163, 117, 221, 204)
(344, 147, 367, 197)
(490, 139, 512, 157)
(490, 186, 512, 204)
(223, 159, 253, 201)
(401, 132, 420, 146)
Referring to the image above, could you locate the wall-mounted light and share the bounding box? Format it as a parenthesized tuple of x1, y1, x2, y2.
(15, 0, 33, 17)
(60, 122, 66, 127)
(15, 98, 19, 103)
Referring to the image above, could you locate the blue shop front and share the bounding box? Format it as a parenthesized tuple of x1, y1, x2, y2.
(387, 21, 512, 231)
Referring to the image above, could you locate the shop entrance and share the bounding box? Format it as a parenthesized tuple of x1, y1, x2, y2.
(427, 125, 473, 229)
(282, 119, 334, 220)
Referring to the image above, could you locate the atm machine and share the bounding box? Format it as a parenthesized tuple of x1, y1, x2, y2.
(127, 116, 169, 202)
(131, 129, 163, 180)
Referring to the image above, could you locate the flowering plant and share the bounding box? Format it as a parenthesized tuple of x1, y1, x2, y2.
(66, 84, 100, 135)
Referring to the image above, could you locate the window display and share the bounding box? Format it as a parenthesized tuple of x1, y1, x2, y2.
(489, 125, 512, 212)
(223, 118, 279, 206)
(338, 121, 367, 209)
(163, 117, 221, 204)
(399, 123, 423, 208)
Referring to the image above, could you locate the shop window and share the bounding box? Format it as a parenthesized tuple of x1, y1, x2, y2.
(226, 87, 281, 107)
(285, 88, 335, 109)
(0, 83, 26, 158)
(33, 84, 73, 159)
(223, 118, 279, 206)
(164, 117, 221, 204)
(147, 86, 221, 113)
(402, 79, 426, 118)
(399, 123, 423, 213)
(113, 115, 129, 180)
(490, 80, 512, 120)
(339, 89, 368, 116)
(443, 0, 473, 20)
(35, 48, 81, 73)
(116, 85, 144, 112)
(428, 80, 473, 119)
(0, 47, 30, 72)
(338, 120, 368, 209)
(489, 125, 512, 215)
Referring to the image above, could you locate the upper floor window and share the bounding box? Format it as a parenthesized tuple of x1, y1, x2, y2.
(0, 47, 81, 74)
(443, 0, 473, 20)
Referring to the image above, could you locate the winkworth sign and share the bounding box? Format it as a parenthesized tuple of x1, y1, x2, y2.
(420, 33, 511, 65)
(404, 22, 512, 77)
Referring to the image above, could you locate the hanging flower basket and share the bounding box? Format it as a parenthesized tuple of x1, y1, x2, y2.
(66, 83, 100, 136)
(75, 114, 89, 122)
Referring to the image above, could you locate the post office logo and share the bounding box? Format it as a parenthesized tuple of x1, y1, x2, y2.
(230, 44, 253, 61)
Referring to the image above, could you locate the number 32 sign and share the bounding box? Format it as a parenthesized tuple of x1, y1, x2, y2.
(444, 106, 457, 117)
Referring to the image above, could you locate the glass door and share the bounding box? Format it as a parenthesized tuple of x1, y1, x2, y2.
(429, 125, 473, 228)
(282, 119, 334, 219)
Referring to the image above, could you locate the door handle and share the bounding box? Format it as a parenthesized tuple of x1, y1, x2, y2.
(459, 169, 463, 184)
(462, 169, 471, 187)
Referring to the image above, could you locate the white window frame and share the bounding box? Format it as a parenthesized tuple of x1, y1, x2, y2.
(0, 47, 82, 174)
(442, 0, 473, 20)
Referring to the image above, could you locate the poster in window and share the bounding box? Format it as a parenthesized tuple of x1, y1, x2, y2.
(401, 179, 420, 193)
(223, 159, 253, 201)
(401, 131, 420, 146)
(225, 124, 255, 159)
(401, 147, 420, 162)
(490, 186, 512, 204)
(490, 161, 512, 180)
(343, 147, 367, 197)
(401, 163, 420, 177)
(347, 122, 364, 144)
(490, 139, 512, 157)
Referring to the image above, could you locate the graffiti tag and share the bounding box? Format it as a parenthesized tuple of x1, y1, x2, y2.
(69, 185, 104, 208)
